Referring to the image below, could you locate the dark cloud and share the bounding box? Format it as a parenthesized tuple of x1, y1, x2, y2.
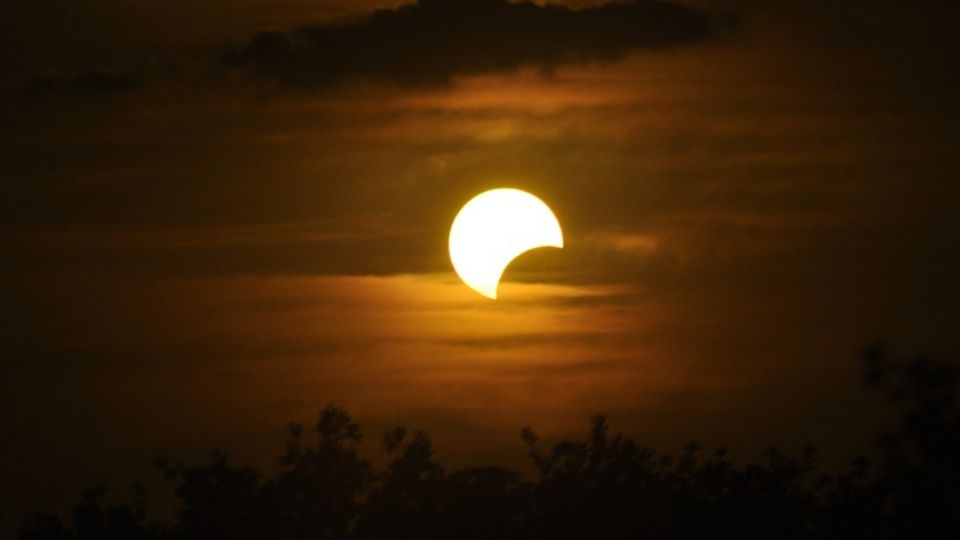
(224, 0, 713, 88)
(15, 68, 140, 102)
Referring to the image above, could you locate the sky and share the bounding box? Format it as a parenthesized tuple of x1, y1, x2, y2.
(2, 0, 960, 534)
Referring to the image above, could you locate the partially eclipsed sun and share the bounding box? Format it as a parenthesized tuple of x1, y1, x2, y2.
(449, 188, 564, 299)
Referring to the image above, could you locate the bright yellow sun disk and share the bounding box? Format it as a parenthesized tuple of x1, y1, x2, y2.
(449, 188, 564, 299)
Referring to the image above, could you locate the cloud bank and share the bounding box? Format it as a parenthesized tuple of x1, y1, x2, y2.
(225, 0, 713, 87)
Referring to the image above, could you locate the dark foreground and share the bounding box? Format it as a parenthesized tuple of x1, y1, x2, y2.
(18, 346, 960, 540)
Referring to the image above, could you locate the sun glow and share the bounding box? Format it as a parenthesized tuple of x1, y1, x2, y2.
(449, 188, 564, 299)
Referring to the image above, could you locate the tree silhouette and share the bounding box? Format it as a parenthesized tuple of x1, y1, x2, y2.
(17, 347, 960, 540)
(863, 345, 960, 539)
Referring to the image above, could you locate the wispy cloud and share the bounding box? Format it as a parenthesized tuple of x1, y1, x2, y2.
(224, 0, 713, 88)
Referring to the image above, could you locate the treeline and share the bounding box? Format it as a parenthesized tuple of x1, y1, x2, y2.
(18, 346, 960, 539)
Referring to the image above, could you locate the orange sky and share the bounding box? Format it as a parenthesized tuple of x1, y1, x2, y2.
(2, 0, 960, 533)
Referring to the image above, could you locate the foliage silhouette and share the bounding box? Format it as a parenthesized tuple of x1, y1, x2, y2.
(17, 348, 960, 539)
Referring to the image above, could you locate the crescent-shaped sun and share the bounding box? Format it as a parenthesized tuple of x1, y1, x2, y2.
(449, 188, 564, 299)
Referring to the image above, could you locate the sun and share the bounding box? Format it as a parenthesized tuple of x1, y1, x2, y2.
(449, 188, 564, 299)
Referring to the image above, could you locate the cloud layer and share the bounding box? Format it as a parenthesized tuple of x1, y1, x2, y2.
(225, 0, 713, 87)
(16, 68, 140, 101)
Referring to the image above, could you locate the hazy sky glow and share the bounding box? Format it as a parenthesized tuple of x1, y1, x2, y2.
(2, 0, 960, 533)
